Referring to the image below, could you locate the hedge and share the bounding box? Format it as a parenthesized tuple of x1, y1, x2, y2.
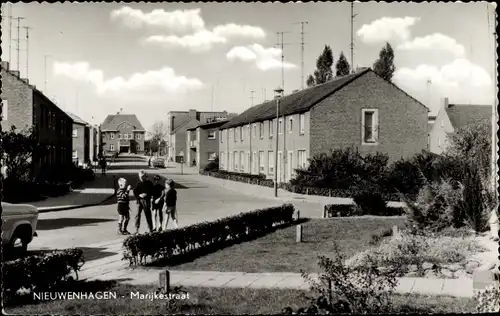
(201, 170, 402, 201)
(123, 204, 296, 266)
(2, 248, 85, 304)
(324, 204, 406, 218)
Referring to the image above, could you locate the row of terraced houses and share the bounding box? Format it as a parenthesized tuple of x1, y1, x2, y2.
(182, 68, 492, 183)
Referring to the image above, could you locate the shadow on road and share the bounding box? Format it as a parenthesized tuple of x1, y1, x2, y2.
(36, 218, 116, 230)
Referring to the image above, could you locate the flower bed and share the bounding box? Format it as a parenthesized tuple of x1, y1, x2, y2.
(323, 204, 406, 218)
(123, 204, 296, 266)
(2, 248, 85, 304)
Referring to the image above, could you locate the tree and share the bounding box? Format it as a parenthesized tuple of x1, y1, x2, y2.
(373, 42, 396, 82)
(335, 51, 351, 77)
(0, 125, 42, 181)
(307, 45, 334, 87)
(148, 121, 169, 155)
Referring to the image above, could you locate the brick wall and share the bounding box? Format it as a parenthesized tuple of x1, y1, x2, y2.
(310, 71, 428, 162)
(197, 127, 220, 170)
(0, 68, 34, 132)
(102, 126, 145, 154)
(72, 123, 86, 163)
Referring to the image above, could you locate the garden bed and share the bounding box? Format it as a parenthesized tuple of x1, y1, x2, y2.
(4, 281, 477, 314)
(159, 217, 406, 273)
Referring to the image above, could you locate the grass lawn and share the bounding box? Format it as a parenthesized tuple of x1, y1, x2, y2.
(161, 217, 406, 273)
(4, 280, 476, 315)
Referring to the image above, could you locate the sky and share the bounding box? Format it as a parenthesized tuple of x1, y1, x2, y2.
(1, 2, 497, 132)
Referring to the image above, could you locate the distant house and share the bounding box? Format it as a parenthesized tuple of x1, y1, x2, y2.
(429, 97, 492, 154)
(186, 119, 229, 171)
(100, 114, 146, 155)
(218, 68, 429, 183)
(166, 110, 237, 162)
(68, 113, 90, 165)
(1, 61, 73, 179)
(427, 115, 437, 150)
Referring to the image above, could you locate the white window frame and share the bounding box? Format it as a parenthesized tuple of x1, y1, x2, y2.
(220, 131, 224, 143)
(299, 113, 305, 135)
(208, 152, 217, 161)
(123, 133, 127, 140)
(297, 150, 307, 169)
(111, 133, 115, 140)
(361, 108, 379, 145)
(72, 150, 78, 159)
(220, 152, 225, 168)
(1, 100, 8, 120)
(240, 151, 245, 172)
(239, 126, 243, 141)
(118, 133, 122, 139)
(259, 122, 264, 139)
(208, 130, 216, 139)
(269, 120, 274, 138)
(229, 152, 233, 171)
(288, 117, 293, 133)
(234, 151, 238, 170)
(268, 151, 274, 175)
(278, 118, 283, 135)
(253, 124, 257, 138)
(110, 144, 115, 151)
(72, 129, 78, 138)
(259, 151, 265, 173)
(137, 134, 141, 140)
(234, 128, 237, 142)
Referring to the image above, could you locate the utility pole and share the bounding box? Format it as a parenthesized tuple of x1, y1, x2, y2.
(23, 25, 32, 78)
(250, 90, 255, 107)
(14, 16, 25, 71)
(44, 54, 52, 93)
(294, 21, 308, 90)
(350, 2, 357, 73)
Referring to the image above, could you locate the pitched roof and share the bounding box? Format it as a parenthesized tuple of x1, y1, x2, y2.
(67, 112, 88, 125)
(172, 117, 195, 133)
(445, 104, 492, 130)
(187, 120, 230, 131)
(100, 114, 145, 131)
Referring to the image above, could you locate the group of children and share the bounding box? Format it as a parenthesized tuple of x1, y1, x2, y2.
(115, 170, 178, 235)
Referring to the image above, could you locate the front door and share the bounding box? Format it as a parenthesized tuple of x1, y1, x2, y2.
(287, 151, 293, 182)
(252, 152, 257, 174)
(277, 152, 283, 183)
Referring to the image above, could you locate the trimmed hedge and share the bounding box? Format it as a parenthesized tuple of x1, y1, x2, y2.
(123, 204, 296, 266)
(324, 204, 406, 218)
(2, 248, 85, 303)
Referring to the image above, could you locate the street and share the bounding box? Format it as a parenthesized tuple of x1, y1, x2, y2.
(29, 155, 283, 262)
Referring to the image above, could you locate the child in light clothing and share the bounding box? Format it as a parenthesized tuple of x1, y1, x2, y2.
(116, 178, 132, 235)
(162, 179, 178, 230)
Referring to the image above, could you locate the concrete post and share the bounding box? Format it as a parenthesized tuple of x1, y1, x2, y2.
(296, 224, 302, 243)
(159, 270, 170, 294)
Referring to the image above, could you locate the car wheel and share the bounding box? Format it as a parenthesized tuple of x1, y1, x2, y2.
(9, 229, 30, 257)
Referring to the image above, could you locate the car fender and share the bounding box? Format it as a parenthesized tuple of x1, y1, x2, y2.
(2, 215, 34, 243)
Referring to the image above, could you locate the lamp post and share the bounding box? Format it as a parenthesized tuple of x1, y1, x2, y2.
(274, 87, 284, 197)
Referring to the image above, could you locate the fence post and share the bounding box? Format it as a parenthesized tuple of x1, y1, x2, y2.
(322, 206, 327, 219)
(296, 224, 302, 243)
(113, 175, 117, 194)
(306, 188, 309, 195)
(296, 210, 300, 221)
(159, 270, 170, 294)
(329, 189, 332, 197)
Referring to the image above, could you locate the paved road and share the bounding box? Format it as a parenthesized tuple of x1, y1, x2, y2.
(29, 154, 283, 261)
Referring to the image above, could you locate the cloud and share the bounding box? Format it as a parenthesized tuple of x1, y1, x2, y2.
(212, 24, 266, 39)
(394, 58, 493, 112)
(110, 6, 204, 32)
(397, 33, 466, 58)
(144, 30, 227, 52)
(357, 17, 420, 44)
(226, 44, 297, 71)
(53, 61, 203, 94)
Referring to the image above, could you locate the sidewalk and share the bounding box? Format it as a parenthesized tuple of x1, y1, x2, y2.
(77, 239, 474, 298)
(30, 174, 116, 212)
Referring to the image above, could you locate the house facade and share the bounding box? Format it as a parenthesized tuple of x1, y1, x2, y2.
(100, 114, 146, 155)
(68, 113, 90, 165)
(429, 97, 492, 154)
(1, 61, 73, 179)
(218, 68, 429, 183)
(186, 119, 228, 171)
(166, 110, 236, 162)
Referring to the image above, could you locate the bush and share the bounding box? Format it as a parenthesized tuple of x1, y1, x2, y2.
(2, 178, 44, 203)
(2, 248, 85, 305)
(474, 285, 500, 313)
(353, 190, 388, 216)
(123, 204, 296, 266)
(283, 245, 398, 314)
(459, 166, 489, 233)
(324, 204, 405, 218)
(204, 156, 219, 172)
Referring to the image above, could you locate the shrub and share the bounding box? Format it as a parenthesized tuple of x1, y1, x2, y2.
(474, 285, 500, 313)
(2, 248, 85, 305)
(284, 245, 398, 314)
(324, 204, 405, 218)
(459, 165, 489, 233)
(204, 156, 219, 172)
(353, 190, 388, 216)
(123, 204, 296, 266)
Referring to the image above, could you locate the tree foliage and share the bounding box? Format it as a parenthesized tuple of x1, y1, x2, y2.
(148, 121, 169, 154)
(373, 42, 396, 82)
(0, 125, 43, 181)
(335, 51, 351, 77)
(307, 45, 334, 87)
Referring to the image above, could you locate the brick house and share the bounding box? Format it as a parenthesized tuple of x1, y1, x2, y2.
(166, 110, 237, 162)
(429, 97, 492, 154)
(100, 114, 145, 154)
(186, 119, 229, 170)
(1, 61, 73, 179)
(68, 112, 90, 165)
(218, 68, 429, 183)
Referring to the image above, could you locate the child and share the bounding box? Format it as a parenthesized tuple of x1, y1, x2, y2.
(152, 175, 165, 231)
(162, 179, 178, 230)
(116, 178, 132, 235)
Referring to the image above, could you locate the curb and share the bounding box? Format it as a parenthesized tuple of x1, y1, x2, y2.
(37, 193, 116, 213)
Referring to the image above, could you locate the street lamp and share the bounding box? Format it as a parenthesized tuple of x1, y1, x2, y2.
(274, 87, 284, 197)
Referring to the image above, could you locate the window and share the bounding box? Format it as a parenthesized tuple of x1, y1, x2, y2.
(234, 151, 238, 170)
(220, 152, 225, 168)
(72, 150, 77, 159)
(253, 124, 257, 138)
(220, 131, 224, 143)
(239, 126, 243, 141)
(48, 110, 52, 129)
(111, 133, 115, 139)
(118, 133, 122, 139)
(208, 130, 216, 139)
(288, 117, 293, 132)
(1, 100, 7, 120)
(240, 151, 244, 171)
(137, 134, 141, 140)
(298, 150, 307, 169)
(299, 114, 305, 135)
(441, 119, 444, 128)
(72, 129, 78, 138)
(269, 120, 274, 138)
(268, 151, 274, 175)
(234, 128, 237, 142)
(129, 133, 132, 139)
(229, 152, 233, 170)
(259, 151, 265, 173)
(208, 152, 217, 161)
(362, 109, 378, 144)
(123, 133, 128, 140)
(110, 144, 115, 151)
(259, 122, 264, 139)
(279, 119, 283, 134)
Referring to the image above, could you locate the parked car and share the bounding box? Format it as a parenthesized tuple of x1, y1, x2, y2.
(1, 202, 39, 255)
(152, 157, 166, 168)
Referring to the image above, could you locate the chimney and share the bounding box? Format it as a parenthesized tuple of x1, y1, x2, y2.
(22, 78, 29, 84)
(12, 70, 20, 77)
(1, 61, 9, 70)
(170, 115, 175, 132)
(188, 109, 197, 119)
